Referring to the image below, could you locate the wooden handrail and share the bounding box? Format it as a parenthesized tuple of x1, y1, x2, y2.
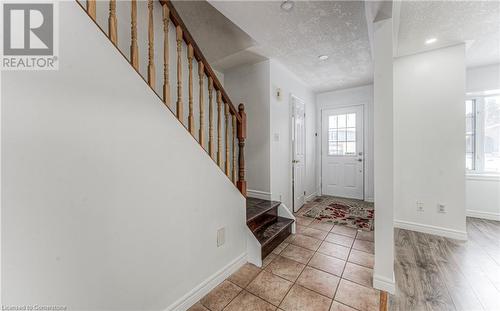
(78, 0, 246, 197)
(159, 0, 241, 123)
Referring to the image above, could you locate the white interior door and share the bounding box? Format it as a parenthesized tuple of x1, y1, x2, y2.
(321, 106, 364, 199)
(292, 96, 306, 212)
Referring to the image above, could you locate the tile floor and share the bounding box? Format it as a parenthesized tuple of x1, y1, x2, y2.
(189, 215, 379, 311)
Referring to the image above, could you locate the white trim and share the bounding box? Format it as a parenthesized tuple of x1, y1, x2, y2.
(467, 210, 500, 221)
(165, 253, 247, 311)
(466, 173, 500, 182)
(277, 203, 296, 234)
(365, 197, 374, 203)
(394, 219, 468, 241)
(247, 189, 272, 201)
(305, 191, 317, 202)
(373, 273, 395, 294)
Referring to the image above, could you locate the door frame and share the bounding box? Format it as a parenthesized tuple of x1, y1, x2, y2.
(290, 94, 306, 212)
(320, 104, 365, 200)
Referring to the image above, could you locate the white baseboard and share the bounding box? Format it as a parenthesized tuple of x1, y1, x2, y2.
(365, 197, 374, 203)
(247, 189, 272, 200)
(165, 253, 247, 311)
(305, 191, 318, 202)
(467, 209, 500, 221)
(373, 273, 395, 294)
(394, 219, 468, 241)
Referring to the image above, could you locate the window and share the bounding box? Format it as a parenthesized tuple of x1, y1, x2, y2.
(328, 113, 356, 156)
(466, 95, 500, 173)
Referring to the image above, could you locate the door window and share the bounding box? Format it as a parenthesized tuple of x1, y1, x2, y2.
(328, 113, 356, 156)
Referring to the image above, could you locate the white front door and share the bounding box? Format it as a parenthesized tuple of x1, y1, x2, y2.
(292, 96, 306, 212)
(321, 106, 364, 199)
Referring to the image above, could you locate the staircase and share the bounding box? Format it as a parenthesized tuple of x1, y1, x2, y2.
(79, 0, 293, 262)
(247, 198, 294, 259)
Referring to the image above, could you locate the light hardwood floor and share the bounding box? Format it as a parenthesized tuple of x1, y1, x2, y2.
(391, 217, 500, 311)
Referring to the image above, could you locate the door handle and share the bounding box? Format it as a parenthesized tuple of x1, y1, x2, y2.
(293, 160, 300, 163)
(357, 159, 362, 162)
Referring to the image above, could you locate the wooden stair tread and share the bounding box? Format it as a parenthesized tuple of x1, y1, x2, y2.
(254, 217, 294, 247)
(246, 198, 281, 223)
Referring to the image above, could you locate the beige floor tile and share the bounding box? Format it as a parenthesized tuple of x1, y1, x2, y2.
(296, 266, 340, 298)
(284, 234, 296, 243)
(307, 252, 346, 277)
(330, 225, 357, 238)
(200, 280, 242, 311)
(334, 279, 379, 311)
(353, 239, 374, 254)
(279, 284, 332, 311)
(348, 249, 374, 268)
(295, 216, 314, 226)
(187, 302, 210, 311)
(355, 230, 374, 242)
(247, 270, 293, 306)
(330, 301, 357, 311)
(280, 244, 315, 264)
(228, 263, 262, 288)
(296, 225, 307, 235)
(224, 291, 277, 311)
(325, 233, 354, 248)
(273, 241, 289, 255)
(341, 262, 373, 288)
(265, 255, 306, 282)
(301, 227, 328, 240)
(263, 253, 278, 268)
(317, 241, 350, 260)
(290, 234, 322, 251)
(309, 220, 334, 232)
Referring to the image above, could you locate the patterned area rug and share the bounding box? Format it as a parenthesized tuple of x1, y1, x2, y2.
(301, 196, 374, 231)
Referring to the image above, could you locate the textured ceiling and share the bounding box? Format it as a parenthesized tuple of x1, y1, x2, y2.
(397, 1, 500, 67)
(208, 0, 373, 92)
(172, 0, 256, 63)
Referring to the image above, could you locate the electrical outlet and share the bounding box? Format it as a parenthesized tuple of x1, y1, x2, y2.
(416, 201, 424, 212)
(217, 228, 225, 247)
(438, 204, 446, 213)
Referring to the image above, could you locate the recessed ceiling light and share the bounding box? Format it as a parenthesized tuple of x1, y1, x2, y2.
(280, 0, 294, 11)
(318, 55, 329, 61)
(425, 37, 437, 45)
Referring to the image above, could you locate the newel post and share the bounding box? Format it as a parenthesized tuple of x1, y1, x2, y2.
(237, 103, 247, 197)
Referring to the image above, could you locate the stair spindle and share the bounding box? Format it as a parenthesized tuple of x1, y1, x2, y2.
(232, 114, 237, 183)
(162, 2, 170, 107)
(199, 62, 205, 147)
(208, 77, 214, 159)
(217, 91, 223, 167)
(87, 0, 96, 20)
(188, 44, 194, 135)
(130, 0, 138, 70)
(225, 103, 230, 176)
(237, 104, 247, 197)
(176, 26, 183, 122)
(108, 0, 117, 45)
(147, 0, 155, 88)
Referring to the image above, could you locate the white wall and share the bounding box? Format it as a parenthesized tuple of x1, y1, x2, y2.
(224, 60, 317, 207)
(372, 18, 395, 294)
(394, 44, 467, 240)
(224, 61, 271, 194)
(316, 85, 374, 201)
(269, 60, 316, 210)
(465, 64, 500, 220)
(466, 63, 500, 94)
(1, 2, 246, 310)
